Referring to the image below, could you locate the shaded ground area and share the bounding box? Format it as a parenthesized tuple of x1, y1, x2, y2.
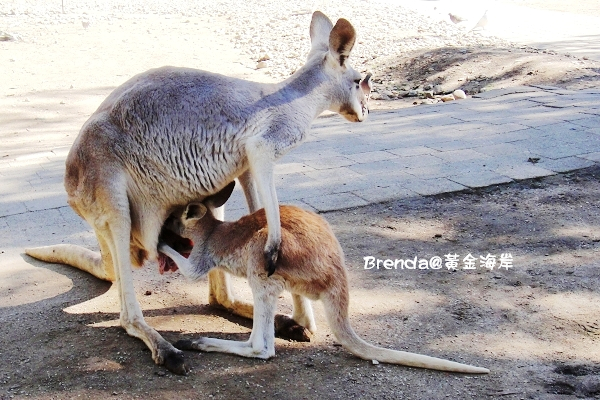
(2, 166, 599, 399)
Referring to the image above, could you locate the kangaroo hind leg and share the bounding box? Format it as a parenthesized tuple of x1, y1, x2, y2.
(93, 177, 188, 374)
(176, 278, 280, 359)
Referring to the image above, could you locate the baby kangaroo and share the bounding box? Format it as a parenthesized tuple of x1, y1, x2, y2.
(159, 183, 489, 374)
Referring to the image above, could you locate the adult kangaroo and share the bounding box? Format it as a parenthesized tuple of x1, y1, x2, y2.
(25, 11, 372, 375)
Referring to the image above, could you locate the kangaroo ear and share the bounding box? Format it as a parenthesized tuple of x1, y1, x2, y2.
(310, 11, 334, 51)
(206, 181, 236, 209)
(360, 73, 373, 95)
(329, 18, 356, 66)
(183, 203, 207, 221)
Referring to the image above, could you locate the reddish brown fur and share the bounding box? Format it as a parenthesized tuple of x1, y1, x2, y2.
(171, 197, 488, 373)
(208, 207, 346, 298)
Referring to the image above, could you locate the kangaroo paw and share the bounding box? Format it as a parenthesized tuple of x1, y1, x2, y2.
(163, 348, 188, 375)
(274, 314, 311, 342)
(264, 244, 279, 277)
(173, 339, 195, 351)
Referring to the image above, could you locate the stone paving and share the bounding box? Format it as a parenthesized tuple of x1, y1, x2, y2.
(1, 85, 600, 241)
(227, 85, 600, 216)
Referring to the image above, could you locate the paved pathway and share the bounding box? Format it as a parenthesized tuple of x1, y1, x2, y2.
(1, 85, 600, 235)
(225, 85, 600, 217)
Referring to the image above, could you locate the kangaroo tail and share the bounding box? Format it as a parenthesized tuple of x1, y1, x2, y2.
(25, 244, 113, 282)
(322, 291, 489, 374)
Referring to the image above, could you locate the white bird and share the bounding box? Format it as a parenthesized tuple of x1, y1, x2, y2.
(81, 20, 90, 30)
(470, 10, 488, 31)
(448, 13, 467, 24)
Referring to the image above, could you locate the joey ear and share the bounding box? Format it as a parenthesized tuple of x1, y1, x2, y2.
(206, 181, 236, 209)
(310, 11, 334, 50)
(184, 203, 207, 221)
(329, 18, 356, 66)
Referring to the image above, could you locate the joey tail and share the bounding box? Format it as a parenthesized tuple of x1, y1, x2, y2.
(321, 290, 490, 374)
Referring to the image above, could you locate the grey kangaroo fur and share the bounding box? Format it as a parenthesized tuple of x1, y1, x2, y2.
(24, 11, 372, 375)
(158, 182, 490, 374)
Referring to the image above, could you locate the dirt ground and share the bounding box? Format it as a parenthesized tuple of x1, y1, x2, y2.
(366, 42, 600, 109)
(3, 166, 600, 399)
(364, 0, 600, 108)
(2, 1, 600, 399)
(372, 45, 600, 95)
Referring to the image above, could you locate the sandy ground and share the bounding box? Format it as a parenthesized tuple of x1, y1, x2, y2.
(1, 1, 600, 399)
